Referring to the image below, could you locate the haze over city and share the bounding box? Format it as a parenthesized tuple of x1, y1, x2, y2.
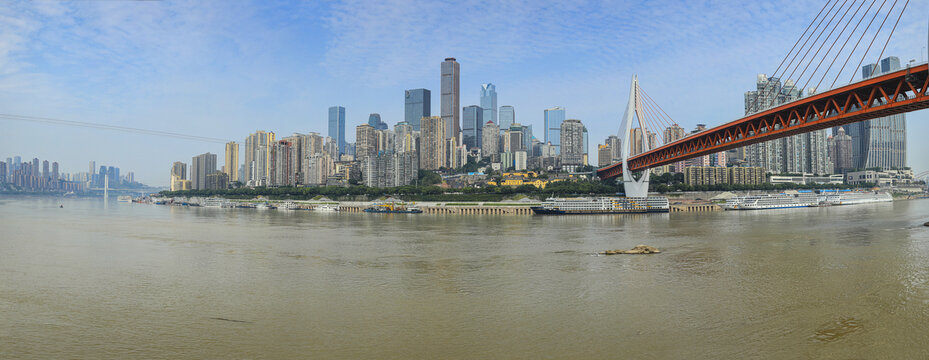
(1, 0, 926, 185)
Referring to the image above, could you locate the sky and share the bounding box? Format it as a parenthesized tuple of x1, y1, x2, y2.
(0, 0, 927, 186)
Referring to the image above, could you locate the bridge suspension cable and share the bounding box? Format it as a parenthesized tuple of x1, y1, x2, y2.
(866, 0, 910, 79)
(799, 0, 870, 92)
(847, 0, 899, 83)
(830, 0, 888, 87)
(813, 0, 881, 91)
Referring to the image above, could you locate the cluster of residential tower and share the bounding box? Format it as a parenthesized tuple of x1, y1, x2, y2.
(171, 56, 911, 191)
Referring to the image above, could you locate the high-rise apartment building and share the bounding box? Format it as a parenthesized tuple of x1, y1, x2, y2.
(441, 58, 460, 140)
(394, 122, 416, 154)
(462, 105, 483, 149)
(605, 135, 622, 164)
(328, 106, 346, 155)
(743, 74, 830, 174)
(404, 88, 431, 131)
(245, 130, 275, 186)
(499, 105, 515, 131)
(598, 144, 613, 167)
(544, 107, 565, 154)
(224, 141, 239, 185)
(170, 161, 186, 188)
(355, 124, 378, 160)
(480, 83, 497, 124)
(560, 119, 585, 166)
(420, 116, 446, 170)
(190, 152, 217, 190)
(504, 124, 525, 153)
(270, 140, 296, 186)
(481, 121, 500, 158)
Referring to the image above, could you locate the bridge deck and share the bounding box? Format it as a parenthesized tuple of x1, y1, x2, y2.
(599, 64, 929, 180)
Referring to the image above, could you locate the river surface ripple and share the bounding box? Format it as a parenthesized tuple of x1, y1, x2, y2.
(2, 197, 929, 358)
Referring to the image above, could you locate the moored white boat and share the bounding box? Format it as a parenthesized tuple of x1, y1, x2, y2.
(314, 204, 339, 212)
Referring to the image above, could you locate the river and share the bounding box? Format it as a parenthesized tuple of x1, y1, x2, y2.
(1, 196, 928, 358)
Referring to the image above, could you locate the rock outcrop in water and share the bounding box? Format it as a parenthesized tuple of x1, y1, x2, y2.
(600, 245, 661, 255)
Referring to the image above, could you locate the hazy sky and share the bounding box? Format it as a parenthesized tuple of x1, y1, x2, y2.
(1, 0, 927, 186)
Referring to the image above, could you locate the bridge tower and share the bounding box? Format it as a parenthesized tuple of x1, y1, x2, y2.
(619, 75, 651, 198)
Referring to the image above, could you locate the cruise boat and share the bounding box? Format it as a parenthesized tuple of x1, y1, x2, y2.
(364, 202, 423, 214)
(314, 204, 340, 212)
(820, 191, 892, 206)
(530, 197, 670, 215)
(722, 193, 818, 210)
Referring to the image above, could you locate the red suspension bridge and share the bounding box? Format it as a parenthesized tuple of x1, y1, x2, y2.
(598, 0, 927, 181)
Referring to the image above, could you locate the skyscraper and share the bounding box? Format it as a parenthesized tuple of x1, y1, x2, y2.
(245, 131, 275, 186)
(829, 127, 854, 173)
(355, 124, 378, 160)
(480, 83, 497, 124)
(481, 121, 500, 158)
(404, 88, 431, 131)
(224, 141, 239, 185)
(420, 116, 446, 170)
(499, 105, 515, 130)
(544, 107, 565, 154)
(839, 56, 907, 170)
(191, 152, 217, 190)
(171, 161, 187, 190)
(560, 119, 585, 166)
(441, 58, 460, 140)
(328, 106, 346, 155)
(394, 122, 416, 154)
(462, 105, 483, 149)
(270, 140, 296, 186)
(368, 113, 388, 130)
(743, 74, 829, 174)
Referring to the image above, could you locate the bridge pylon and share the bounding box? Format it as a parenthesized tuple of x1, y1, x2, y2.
(619, 75, 651, 198)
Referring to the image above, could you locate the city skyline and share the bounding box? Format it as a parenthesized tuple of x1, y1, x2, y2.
(1, 1, 927, 186)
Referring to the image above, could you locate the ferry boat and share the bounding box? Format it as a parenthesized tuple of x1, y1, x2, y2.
(314, 204, 340, 212)
(722, 193, 818, 210)
(820, 190, 893, 206)
(117, 195, 133, 202)
(364, 202, 423, 214)
(530, 197, 670, 215)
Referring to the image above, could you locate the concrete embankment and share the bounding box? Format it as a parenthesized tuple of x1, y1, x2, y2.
(340, 203, 534, 215)
(670, 204, 721, 212)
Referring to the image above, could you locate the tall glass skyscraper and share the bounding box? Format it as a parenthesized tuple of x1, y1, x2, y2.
(441, 58, 460, 140)
(404, 88, 430, 131)
(368, 113, 387, 130)
(544, 106, 565, 154)
(328, 106, 346, 155)
(499, 106, 515, 131)
(838, 56, 906, 170)
(462, 105, 483, 149)
(480, 83, 497, 124)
